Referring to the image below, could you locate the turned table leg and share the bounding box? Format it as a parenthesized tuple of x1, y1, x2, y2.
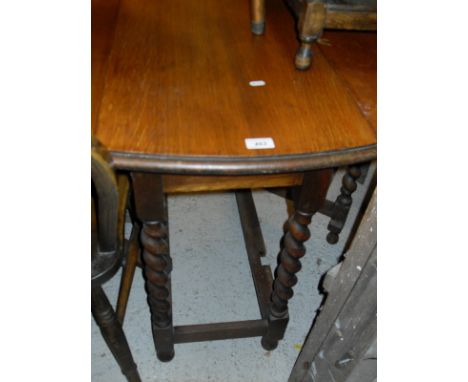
(262, 169, 332, 350)
(295, 0, 326, 70)
(131, 173, 175, 362)
(92, 286, 141, 382)
(251, 0, 266, 35)
(326, 165, 362, 244)
(117, 223, 141, 324)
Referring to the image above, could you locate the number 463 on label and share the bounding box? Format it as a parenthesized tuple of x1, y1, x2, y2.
(245, 137, 275, 150)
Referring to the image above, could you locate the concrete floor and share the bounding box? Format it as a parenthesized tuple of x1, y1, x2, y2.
(92, 168, 371, 382)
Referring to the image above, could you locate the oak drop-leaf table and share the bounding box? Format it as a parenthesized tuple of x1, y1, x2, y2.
(92, 0, 376, 363)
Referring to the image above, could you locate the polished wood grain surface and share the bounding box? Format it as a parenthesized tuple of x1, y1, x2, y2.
(91, 0, 121, 132)
(162, 173, 303, 193)
(92, 0, 376, 171)
(325, 10, 376, 31)
(318, 31, 377, 130)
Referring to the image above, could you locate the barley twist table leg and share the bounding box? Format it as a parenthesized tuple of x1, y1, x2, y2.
(326, 165, 362, 244)
(262, 169, 332, 350)
(131, 173, 175, 362)
(141, 220, 175, 361)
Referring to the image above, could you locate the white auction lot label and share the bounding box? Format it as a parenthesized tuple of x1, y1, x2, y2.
(249, 80, 266, 87)
(245, 137, 275, 150)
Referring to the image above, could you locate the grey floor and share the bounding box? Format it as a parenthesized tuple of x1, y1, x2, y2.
(92, 168, 372, 382)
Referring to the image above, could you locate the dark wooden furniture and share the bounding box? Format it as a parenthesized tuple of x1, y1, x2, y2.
(251, 0, 377, 70)
(92, 139, 141, 382)
(92, 0, 376, 364)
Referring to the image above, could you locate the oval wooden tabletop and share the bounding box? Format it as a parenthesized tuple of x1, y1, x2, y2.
(92, 0, 376, 174)
(318, 30, 377, 131)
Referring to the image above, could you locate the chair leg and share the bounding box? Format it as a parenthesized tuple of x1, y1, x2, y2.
(295, 0, 326, 70)
(251, 0, 266, 35)
(261, 169, 332, 350)
(92, 286, 141, 382)
(116, 224, 141, 324)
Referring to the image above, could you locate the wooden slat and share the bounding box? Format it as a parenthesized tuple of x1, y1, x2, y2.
(326, 10, 376, 31)
(162, 173, 303, 193)
(235, 190, 273, 319)
(286, 1, 376, 31)
(303, 248, 376, 382)
(174, 320, 268, 343)
(91, 0, 121, 131)
(289, 190, 377, 382)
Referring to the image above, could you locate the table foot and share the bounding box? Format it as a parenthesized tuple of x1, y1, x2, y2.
(261, 336, 278, 351)
(152, 324, 175, 362)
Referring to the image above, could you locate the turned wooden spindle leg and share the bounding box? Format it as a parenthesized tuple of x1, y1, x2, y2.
(262, 170, 332, 350)
(251, 0, 266, 35)
(117, 224, 140, 324)
(326, 165, 362, 244)
(131, 173, 175, 362)
(295, 0, 326, 70)
(92, 286, 141, 382)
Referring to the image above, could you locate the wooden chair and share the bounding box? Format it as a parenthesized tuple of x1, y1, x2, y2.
(91, 138, 142, 382)
(250, 0, 377, 70)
